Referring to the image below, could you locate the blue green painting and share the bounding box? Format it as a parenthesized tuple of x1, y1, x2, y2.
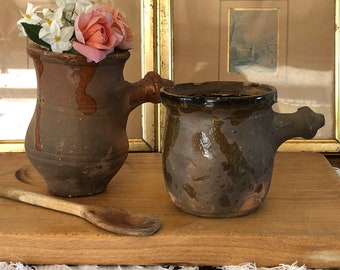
(228, 8, 278, 74)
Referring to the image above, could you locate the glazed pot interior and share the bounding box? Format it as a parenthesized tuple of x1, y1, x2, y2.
(160, 81, 277, 109)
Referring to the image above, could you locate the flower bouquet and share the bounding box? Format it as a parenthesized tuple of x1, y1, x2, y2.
(17, 0, 133, 63)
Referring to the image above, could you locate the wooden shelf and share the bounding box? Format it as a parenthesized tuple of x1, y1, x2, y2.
(0, 152, 339, 267)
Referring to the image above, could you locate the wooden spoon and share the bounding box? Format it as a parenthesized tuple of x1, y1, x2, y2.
(0, 184, 161, 236)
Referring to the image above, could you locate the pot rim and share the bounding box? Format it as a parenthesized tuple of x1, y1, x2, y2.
(160, 81, 277, 109)
(26, 43, 130, 66)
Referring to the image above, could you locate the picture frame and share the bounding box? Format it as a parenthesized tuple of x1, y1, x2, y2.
(221, 1, 288, 82)
(158, 0, 340, 152)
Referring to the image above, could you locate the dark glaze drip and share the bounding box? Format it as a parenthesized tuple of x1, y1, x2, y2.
(33, 57, 44, 151)
(74, 66, 97, 115)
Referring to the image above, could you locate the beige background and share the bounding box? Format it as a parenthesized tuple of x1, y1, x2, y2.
(1, 0, 336, 143)
(173, 0, 335, 139)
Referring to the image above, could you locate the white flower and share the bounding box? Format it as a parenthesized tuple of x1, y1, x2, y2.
(39, 20, 74, 53)
(56, 0, 76, 11)
(21, 2, 42, 24)
(39, 5, 74, 52)
(74, 0, 93, 15)
(42, 6, 64, 28)
(56, 0, 75, 22)
(55, 0, 92, 23)
(17, 2, 43, 36)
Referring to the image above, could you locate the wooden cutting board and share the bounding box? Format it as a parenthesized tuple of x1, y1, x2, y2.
(0, 152, 339, 267)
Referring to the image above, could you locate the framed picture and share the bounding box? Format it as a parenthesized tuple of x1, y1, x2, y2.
(221, 1, 288, 82)
(0, 0, 158, 152)
(158, 0, 339, 152)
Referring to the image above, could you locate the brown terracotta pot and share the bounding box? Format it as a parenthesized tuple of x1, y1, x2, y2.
(25, 44, 172, 197)
(160, 81, 325, 218)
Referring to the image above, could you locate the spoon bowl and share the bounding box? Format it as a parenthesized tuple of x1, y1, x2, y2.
(82, 205, 161, 236)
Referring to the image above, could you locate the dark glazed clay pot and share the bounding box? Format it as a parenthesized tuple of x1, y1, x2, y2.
(160, 81, 325, 217)
(25, 44, 172, 197)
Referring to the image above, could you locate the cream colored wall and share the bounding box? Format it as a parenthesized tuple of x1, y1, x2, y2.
(1, 0, 337, 145)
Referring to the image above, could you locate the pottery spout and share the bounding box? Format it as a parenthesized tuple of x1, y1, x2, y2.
(128, 71, 174, 112)
(273, 106, 325, 149)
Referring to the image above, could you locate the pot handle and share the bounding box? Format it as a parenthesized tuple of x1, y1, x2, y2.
(128, 71, 173, 112)
(273, 106, 325, 148)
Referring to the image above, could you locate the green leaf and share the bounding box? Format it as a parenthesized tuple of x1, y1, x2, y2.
(66, 47, 79, 55)
(21, 22, 51, 50)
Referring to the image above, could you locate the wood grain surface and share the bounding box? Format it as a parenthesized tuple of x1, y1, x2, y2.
(0, 152, 339, 267)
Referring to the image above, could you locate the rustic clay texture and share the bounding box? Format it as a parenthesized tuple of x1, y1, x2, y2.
(160, 81, 325, 217)
(25, 44, 172, 197)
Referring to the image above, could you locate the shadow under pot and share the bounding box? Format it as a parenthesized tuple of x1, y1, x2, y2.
(160, 81, 325, 218)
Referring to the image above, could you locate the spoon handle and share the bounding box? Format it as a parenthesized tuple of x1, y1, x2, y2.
(0, 184, 161, 236)
(0, 183, 84, 217)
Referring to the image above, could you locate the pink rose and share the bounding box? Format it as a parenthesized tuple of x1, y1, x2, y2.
(99, 6, 133, 50)
(73, 8, 118, 63)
